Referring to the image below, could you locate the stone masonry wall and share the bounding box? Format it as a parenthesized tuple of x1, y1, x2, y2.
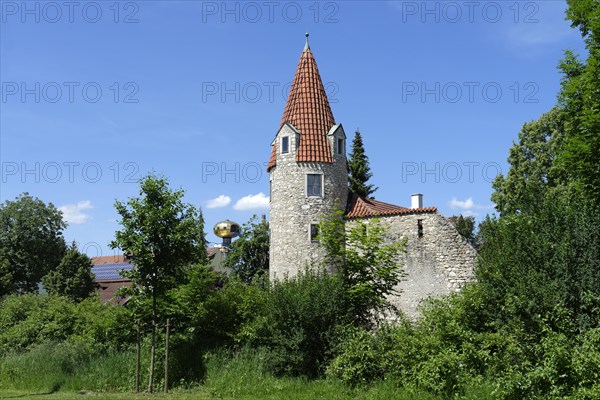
(269, 124, 348, 280)
(347, 211, 476, 319)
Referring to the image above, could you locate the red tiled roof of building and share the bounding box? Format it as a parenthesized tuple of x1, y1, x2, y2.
(345, 193, 437, 219)
(267, 40, 336, 172)
(91, 255, 130, 265)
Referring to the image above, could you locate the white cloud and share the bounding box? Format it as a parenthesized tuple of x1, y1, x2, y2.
(449, 197, 475, 210)
(233, 193, 270, 211)
(59, 200, 93, 224)
(205, 195, 231, 209)
(448, 197, 492, 217)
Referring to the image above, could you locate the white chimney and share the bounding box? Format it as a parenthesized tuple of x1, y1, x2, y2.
(411, 193, 423, 209)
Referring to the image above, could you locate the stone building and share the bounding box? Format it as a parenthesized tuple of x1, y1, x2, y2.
(267, 35, 476, 318)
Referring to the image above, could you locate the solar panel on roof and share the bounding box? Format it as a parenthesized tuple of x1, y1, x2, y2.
(91, 262, 133, 280)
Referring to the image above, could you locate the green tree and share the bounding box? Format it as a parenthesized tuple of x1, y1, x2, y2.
(477, 195, 600, 336)
(42, 241, 96, 302)
(0, 249, 12, 297)
(0, 193, 67, 294)
(222, 215, 269, 282)
(348, 130, 378, 198)
(554, 0, 600, 202)
(447, 215, 477, 246)
(110, 174, 207, 392)
(319, 208, 406, 327)
(491, 109, 563, 215)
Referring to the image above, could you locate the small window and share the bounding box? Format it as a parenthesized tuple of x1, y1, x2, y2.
(307, 174, 322, 197)
(310, 224, 320, 242)
(282, 136, 289, 154)
(337, 138, 344, 155)
(417, 219, 423, 238)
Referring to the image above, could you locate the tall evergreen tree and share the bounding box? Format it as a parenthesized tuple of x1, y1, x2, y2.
(348, 130, 378, 198)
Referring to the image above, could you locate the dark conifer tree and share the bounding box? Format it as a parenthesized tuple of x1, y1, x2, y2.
(348, 130, 378, 198)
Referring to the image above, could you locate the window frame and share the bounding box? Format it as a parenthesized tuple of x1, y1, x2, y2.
(306, 173, 323, 198)
(337, 138, 345, 155)
(281, 136, 289, 154)
(310, 223, 320, 243)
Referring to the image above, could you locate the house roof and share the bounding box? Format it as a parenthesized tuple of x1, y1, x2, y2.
(91, 255, 129, 264)
(267, 36, 336, 172)
(91, 248, 220, 281)
(345, 193, 437, 219)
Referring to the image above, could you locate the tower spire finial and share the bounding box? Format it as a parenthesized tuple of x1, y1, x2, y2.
(304, 32, 310, 51)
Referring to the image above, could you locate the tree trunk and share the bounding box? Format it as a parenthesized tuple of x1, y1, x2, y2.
(148, 286, 157, 393)
(164, 318, 170, 393)
(135, 321, 141, 393)
(148, 320, 156, 392)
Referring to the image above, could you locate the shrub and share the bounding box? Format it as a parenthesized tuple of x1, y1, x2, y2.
(240, 269, 351, 378)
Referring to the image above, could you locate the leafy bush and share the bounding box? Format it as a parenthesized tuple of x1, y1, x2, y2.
(239, 269, 351, 378)
(0, 294, 134, 355)
(326, 327, 384, 387)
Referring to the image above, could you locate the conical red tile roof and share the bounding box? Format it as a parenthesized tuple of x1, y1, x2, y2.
(267, 43, 336, 172)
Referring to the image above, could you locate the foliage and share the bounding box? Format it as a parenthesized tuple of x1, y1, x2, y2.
(222, 215, 269, 282)
(168, 265, 242, 349)
(326, 327, 386, 387)
(240, 269, 351, 378)
(42, 242, 96, 302)
(0, 193, 67, 294)
(328, 201, 600, 399)
(319, 207, 406, 327)
(0, 294, 134, 357)
(553, 0, 600, 203)
(111, 173, 208, 391)
(447, 215, 477, 246)
(0, 250, 12, 296)
(476, 195, 600, 336)
(491, 109, 563, 215)
(111, 174, 208, 305)
(348, 129, 378, 198)
(184, 346, 492, 400)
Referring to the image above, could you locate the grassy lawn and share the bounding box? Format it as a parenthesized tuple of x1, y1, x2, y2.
(0, 383, 493, 400)
(0, 391, 428, 400)
(0, 390, 211, 400)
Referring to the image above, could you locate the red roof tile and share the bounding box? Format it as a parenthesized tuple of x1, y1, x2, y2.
(91, 255, 130, 265)
(267, 45, 335, 172)
(345, 193, 437, 219)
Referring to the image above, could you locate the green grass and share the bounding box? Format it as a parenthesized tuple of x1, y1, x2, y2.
(0, 345, 497, 400)
(0, 383, 495, 400)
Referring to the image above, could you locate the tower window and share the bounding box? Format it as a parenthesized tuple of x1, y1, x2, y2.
(337, 138, 344, 155)
(307, 174, 322, 197)
(310, 224, 320, 242)
(282, 136, 289, 154)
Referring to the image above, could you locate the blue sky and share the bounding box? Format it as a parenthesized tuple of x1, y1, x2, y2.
(0, 0, 587, 257)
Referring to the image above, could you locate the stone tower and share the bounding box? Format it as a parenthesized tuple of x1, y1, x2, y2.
(267, 34, 348, 280)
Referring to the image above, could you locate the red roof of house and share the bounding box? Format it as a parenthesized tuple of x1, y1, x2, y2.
(91, 255, 130, 264)
(345, 194, 437, 219)
(267, 40, 336, 172)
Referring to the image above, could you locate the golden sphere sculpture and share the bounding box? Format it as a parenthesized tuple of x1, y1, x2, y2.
(213, 220, 241, 254)
(213, 220, 241, 239)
